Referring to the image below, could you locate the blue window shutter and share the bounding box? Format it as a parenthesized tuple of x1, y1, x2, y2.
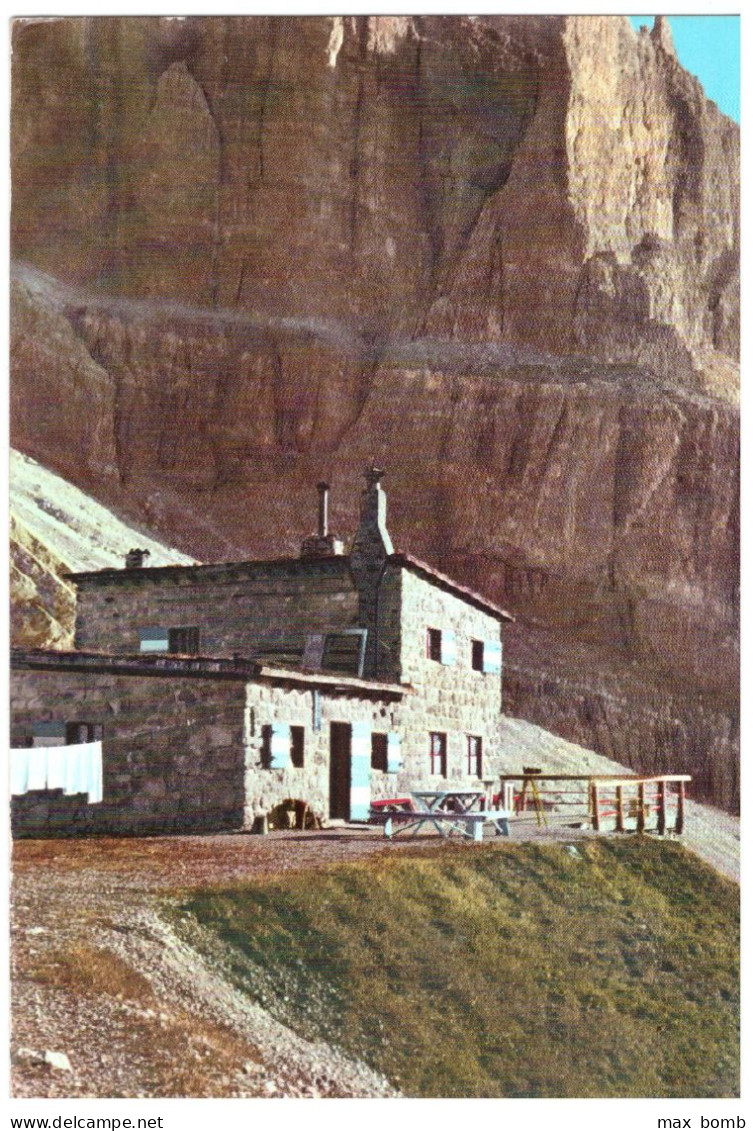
(440, 629, 457, 666)
(140, 627, 169, 653)
(350, 722, 371, 820)
(483, 639, 502, 674)
(269, 722, 291, 769)
(386, 732, 403, 774)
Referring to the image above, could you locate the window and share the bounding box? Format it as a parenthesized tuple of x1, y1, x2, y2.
(139, 627, 169, 653)
(168, 626, 200, 655)
(321, 630, 367, 676)
(30, 722, 66, 747)
(371, 732, 388, 772)
(430, 732, 447, 777)
(426, 627, 442, 661)
(467, 735, 483, 778)
(290, 725, 305, 768)
(261, 722, 293, 769)
(471, 639, 484, 672)
(65, 723, 104, 745)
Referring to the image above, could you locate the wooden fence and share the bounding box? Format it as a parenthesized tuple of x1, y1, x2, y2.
(498, 773, 691, 835)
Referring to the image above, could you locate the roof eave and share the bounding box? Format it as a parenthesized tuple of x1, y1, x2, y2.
(388, 552, 515, 623)
(10, 649, 407, 697)
(63, 554, 351, 584)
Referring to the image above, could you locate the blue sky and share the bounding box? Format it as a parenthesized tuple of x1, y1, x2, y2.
(629, 16, 739, 122)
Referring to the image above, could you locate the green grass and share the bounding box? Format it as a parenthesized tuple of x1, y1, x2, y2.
(171, 839, 739, 1098)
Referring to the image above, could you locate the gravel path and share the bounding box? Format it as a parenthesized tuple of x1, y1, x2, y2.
(11, 813, 738, 1098)
(11, 831, 408, 1099)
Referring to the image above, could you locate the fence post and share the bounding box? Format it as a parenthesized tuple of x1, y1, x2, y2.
(616, 785, 624, 832)
(637, 782, 646, 834)
(658, 780, 666, 835)
(590, 782, 600, 831)
(675, 780, 685, 834)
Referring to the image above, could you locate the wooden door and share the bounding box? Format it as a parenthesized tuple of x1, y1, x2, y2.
(329, 723, 352, 819)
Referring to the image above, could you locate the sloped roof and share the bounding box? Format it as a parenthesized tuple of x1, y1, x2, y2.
(64, 547, 514, 622)
(389, 552, 514, 623)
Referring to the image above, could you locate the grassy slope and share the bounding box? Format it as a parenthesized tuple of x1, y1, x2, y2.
(173, 839, 739, 1098)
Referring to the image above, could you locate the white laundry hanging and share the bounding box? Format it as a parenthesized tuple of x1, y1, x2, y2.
(64, 742, 91, 797)
(9, 749, 29, 796)
(27, 748, 47, 791)
(79, 742, 103, 805)
(64, 743, 82, 796)
(46, 746, 69, 792)
(10, 741, 103, 804)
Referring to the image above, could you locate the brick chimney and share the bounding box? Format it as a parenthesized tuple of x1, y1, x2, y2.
(300, 482, 345, 559)
(125, 548, 151, 569)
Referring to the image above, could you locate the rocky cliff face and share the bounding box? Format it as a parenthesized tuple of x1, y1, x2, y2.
(11, 16, 739, 387)
(10, 15, 739, 806)
(10, 450, 195, 649)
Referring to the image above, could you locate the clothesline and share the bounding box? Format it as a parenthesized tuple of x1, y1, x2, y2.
(10, 741, 103, 804)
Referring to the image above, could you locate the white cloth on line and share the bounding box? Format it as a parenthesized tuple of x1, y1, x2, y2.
(46, 747, 68, 791)
(10, 742, 103, 804)
(27, 748, 47, 791)
(65, 743, 88, 796)
(79, 742, 103, 805)
(10, 749, 29, 796)
(64, 744, 81, 795)
(62, 741, 103, 802)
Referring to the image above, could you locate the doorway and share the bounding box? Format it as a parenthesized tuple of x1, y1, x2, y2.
(329, 722, 352, 820)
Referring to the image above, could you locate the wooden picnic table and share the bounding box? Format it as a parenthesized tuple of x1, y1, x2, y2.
(370, 790, 511, 841)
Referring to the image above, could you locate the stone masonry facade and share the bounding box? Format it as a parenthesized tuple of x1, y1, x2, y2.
(244, 678, 401, 824)
(11, 471, 513, 835)
(390, 567, 502, 793)
(10, 656, 405, 836)
(72, 558, 359, 659)
(11, 663, 248, 836)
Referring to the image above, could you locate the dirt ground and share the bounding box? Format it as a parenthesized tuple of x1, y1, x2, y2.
(10, 806, 739, 1099)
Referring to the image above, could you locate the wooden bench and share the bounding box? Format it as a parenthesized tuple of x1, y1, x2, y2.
(369, 807, 511, 841)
